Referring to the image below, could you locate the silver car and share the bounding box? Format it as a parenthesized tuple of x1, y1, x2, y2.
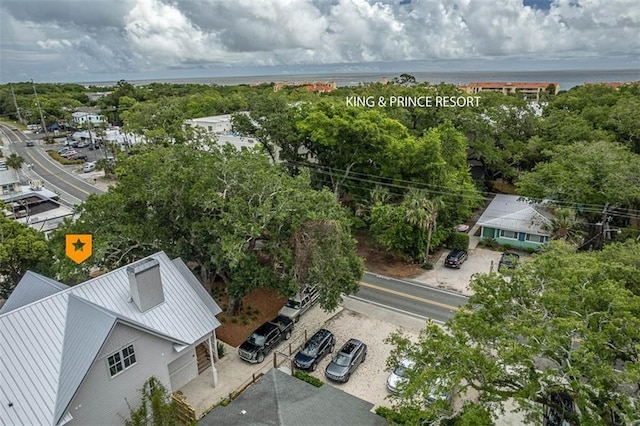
(325, 338, 367, 383)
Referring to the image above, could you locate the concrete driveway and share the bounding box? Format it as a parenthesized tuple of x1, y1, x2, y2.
(414, 247, 505, 295)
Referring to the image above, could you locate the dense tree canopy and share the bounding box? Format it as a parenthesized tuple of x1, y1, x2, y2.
(0, 215, 51, 298)
(516, 140, 640, 209)
(386, 241, 640, 425)
(49, 145, 363, 314)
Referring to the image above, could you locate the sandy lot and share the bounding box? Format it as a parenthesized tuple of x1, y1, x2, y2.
(413, 247, 531, 296)
(302, 307, 420, 410)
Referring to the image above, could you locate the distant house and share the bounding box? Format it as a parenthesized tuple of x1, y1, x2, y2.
(0, 168, 20, 195)
(0, 252, 222, 425)
(458, 81, 559, 101)
(273, 81, 337, 93)
(184, 114, 237, 134)
(199, 368, 388, 426)
(477, 194, 553, 250)
(72, 111, 105, 125)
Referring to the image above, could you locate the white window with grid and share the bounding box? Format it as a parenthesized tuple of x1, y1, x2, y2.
(107, 344, 137, 377)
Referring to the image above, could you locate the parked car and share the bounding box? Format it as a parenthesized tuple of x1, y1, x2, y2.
(76, 140, 90, 148)
(325, 338, 367, 383)
(68, 153, 88, 161)
(238, 315, 294, 363)
(278, 285, 320, 323)
(64, 139, 79, 147)
(61, 150, 78, 158)
(387, 358, 415, 393)
(444, 249, 468, 269)
(498, 251, 520, 271)
(57, 147, 72, 155)
(83, 162, 96, 173)
(294, 328, 335, 372)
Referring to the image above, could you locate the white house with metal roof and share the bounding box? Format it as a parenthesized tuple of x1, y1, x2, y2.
(0, 252, 222, 425)
(477, 194, 554, 250)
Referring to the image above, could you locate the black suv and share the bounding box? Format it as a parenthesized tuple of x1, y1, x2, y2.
(444, 249, 468, 269)
(294, 328, 335, 372)
(325, 338, 367, 383)
(498, 251, 520, 271)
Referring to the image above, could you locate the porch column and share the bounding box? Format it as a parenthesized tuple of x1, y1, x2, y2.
(208, 332, 219, 387)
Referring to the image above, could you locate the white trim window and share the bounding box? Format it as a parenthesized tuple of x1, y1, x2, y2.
(108, 344, 137, 377)
(526, 234, 546, 243)
(499, 229, 518, 240)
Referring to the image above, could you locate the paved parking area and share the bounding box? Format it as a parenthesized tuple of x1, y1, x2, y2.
(414, 247, 519, 295)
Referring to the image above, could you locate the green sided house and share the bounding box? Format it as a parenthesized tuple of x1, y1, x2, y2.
(477, 194, 553, 250)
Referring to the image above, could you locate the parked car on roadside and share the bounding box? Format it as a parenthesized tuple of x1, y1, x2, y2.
(294, 328, 335, 372)
(444, 249, 468, 269)
(278, 285, 320, 323)
(325, 338, 367, 383)
(83, 162, 96, 173)
(498, 251, 520, 271)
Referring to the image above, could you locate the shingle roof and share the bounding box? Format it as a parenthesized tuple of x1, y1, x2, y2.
(199, 368, 388, 426)
(477, 194, 553, 235)
(0, 251, 221, 426)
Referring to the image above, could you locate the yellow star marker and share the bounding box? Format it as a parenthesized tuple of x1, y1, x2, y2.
(65, 234, 92, 264)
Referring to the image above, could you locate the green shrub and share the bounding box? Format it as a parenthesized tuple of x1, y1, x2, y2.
(421, 262, 434, 270)
(231, 317, 238, 324)
(502, 243, 512, 251)
(293, 370, 324, 387)
(525, 247, 536, 254)
(448, 232, 470, 250)
(216, 342, 226, 358)
(375, 406, 438, 425)
(482, 237, 498, 249)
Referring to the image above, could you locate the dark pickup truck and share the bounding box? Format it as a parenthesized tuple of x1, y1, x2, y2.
(238, 315, 294, 363)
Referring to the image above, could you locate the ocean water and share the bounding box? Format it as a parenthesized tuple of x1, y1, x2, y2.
(91, 68, 639, 91)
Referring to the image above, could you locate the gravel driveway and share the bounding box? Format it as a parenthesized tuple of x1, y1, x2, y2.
(302, 307, 420, 410)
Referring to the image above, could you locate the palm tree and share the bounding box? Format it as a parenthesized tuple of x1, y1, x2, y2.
(355, 185, 391, 218)
(403, 189, 443, 264)
(5, 153, 25, 172)
(543, 208, 586, 244)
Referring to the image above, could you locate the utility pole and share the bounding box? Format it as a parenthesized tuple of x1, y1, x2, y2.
(10, 84, 23, 124)
(32, 79, 48, 139)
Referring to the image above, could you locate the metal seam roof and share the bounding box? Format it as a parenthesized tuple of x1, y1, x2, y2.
(0, 251, 221, 426)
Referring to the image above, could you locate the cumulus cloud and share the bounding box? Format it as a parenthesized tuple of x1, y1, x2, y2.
(1, 0, 638, 81)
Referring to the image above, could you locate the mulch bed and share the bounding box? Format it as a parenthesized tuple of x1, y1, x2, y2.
(214, 286, 288, 347)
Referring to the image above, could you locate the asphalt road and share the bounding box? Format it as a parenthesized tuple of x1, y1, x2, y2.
(355, 271, 468, 324)
(0, 125, 105, 204)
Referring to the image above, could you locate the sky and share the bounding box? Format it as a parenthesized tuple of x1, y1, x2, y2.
(1, 0, 639, 83)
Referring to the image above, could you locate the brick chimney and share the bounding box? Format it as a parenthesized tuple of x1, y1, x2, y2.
(127, 258, 164, 312)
